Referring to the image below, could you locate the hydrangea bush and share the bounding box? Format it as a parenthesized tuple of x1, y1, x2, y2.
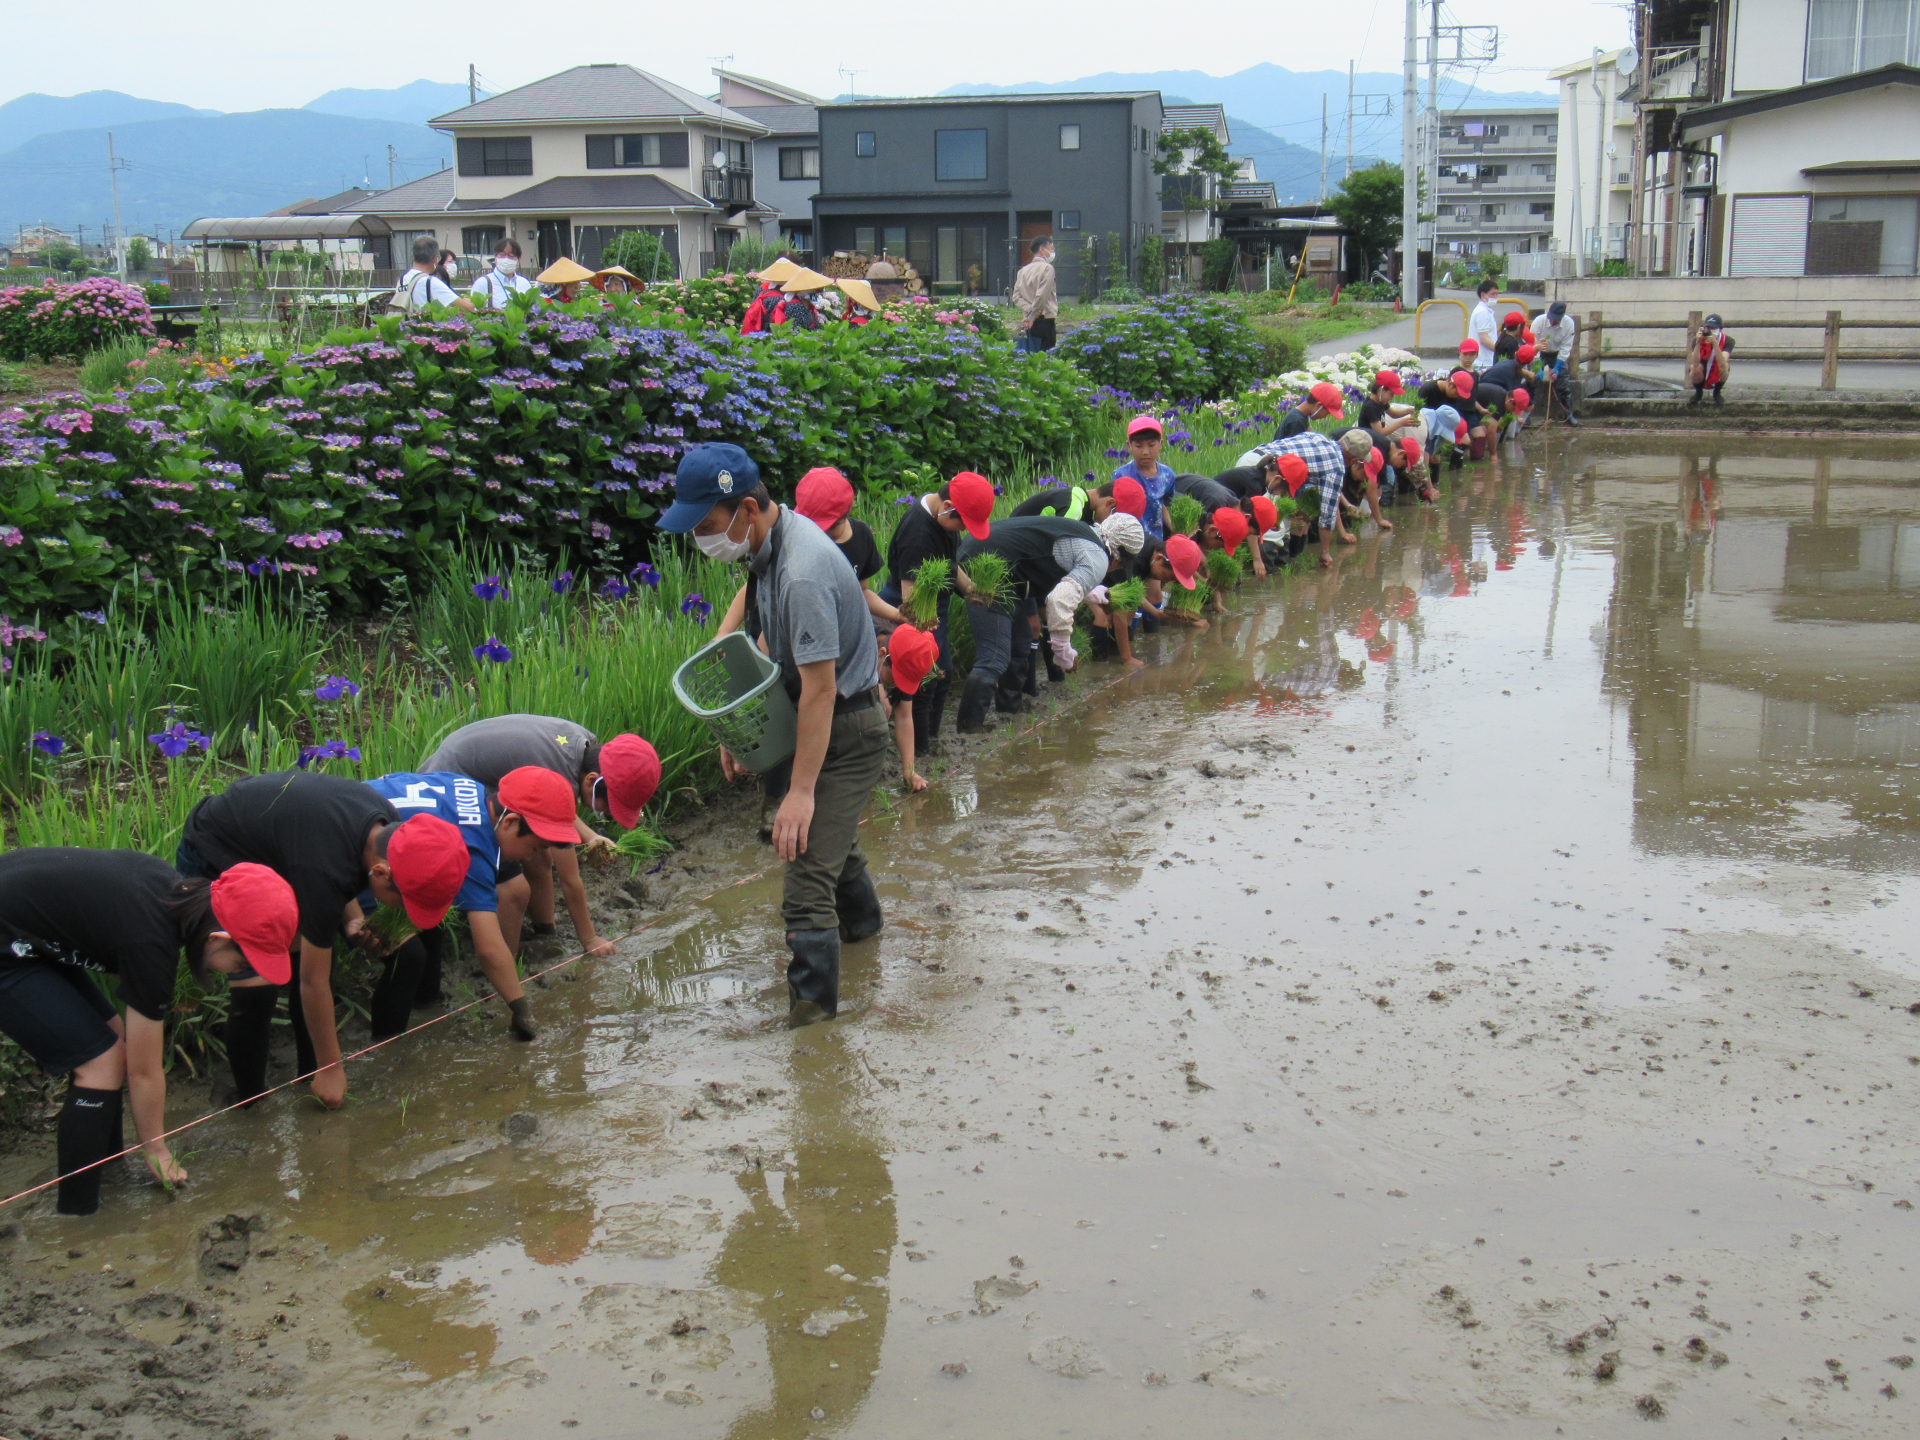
(0, 277, 154, 362)
(1062, 295, 1264, 402)
(1225, 343, 1426, 418)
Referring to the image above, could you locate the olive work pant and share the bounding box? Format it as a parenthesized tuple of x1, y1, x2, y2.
(782, 700, 890, 933)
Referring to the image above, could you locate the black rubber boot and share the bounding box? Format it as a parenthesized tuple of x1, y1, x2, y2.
(955, 672, 997, 733)
(414, 924, 447, 1006)
(835, 868, 884, 944)
(56, 1085, 124, 1216)
(369, 935, 428, 1041)
(1021, 638, 1041, 697)
(282, 977, 317, 1082)
(1088, 624, 1117, 660)
(785, 928, 841, 1025)
(224, 984, 280, 1107)
(911, 683, 940, 756)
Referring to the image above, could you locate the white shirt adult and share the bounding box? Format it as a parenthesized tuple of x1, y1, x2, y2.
(1468, 295, 1498, 371)
(471, 262, 535, 311)
(400, 265, 462, 314)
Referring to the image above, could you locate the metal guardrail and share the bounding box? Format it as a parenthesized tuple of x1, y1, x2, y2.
(1413, 293, 1538, 351)
(1580, 309, 1920, 389)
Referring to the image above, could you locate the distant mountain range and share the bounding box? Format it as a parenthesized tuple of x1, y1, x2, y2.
(0, 82, 480, 242)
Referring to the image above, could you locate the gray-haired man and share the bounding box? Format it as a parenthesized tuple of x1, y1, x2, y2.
(400, 235, 473, 314)
(1012, 236, 1058, 351)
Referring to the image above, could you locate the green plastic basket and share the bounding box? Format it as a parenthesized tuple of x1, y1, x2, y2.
(671, 631, 798, 773)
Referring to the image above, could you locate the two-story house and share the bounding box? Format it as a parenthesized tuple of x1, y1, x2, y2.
(715, 69, 822, 259)
(811, 92, 1164, 299)
(1435, 108, 1559, 259)
(1159, 104, 1232, 255)
(331, 64, 770, 276)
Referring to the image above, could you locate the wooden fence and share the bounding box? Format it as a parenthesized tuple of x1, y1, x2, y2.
(1580, 310, 1920, 390)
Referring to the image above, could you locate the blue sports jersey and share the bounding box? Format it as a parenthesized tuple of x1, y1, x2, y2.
(361, 771, 500, 914)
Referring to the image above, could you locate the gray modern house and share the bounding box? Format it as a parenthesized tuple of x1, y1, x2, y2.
(811, 91, 1164, 298)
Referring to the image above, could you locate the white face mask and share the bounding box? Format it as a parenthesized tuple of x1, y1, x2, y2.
(495, 256, 518, 276)
(694, 507, 752, 562)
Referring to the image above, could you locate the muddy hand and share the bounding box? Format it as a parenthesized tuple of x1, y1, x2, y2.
(310, 1064, 347, 1110)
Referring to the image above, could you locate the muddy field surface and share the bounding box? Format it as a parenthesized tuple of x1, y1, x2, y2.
(3, 436, 1917, 1439)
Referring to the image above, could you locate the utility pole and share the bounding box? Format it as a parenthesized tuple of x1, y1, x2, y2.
(1428, 0, 1440, 259)
(1591, 47, 1608, 270)
(1401, 0, 1419, 309)
(106, 133, 129, 278)
(387, 144, 398, 190)
(1346, 61, 1355, 183)
(1318, 93, 1328, 202)
(469, 64, 478, 106)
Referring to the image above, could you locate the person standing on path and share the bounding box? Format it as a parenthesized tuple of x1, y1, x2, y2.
(1012, 236, 1059, 352)
(1467, 278, 1499, 372)
(176, 771, 470, 1108)
(472, 240, 535, 311)
(398, 235, 473, 315)
(0, 852, 296, 1214)
(659, 444, 888, 1027)
(424, 716, 660, 959)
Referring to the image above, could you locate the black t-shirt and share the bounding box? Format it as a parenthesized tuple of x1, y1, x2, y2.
(1011, 486, 1084, 519)
(1358, 397, 1397, 430)
(1173, 472, 1238, 512)
(0, 849, 184, 1021)
(1482, 358, 1521, 390)
(1474, 383, 1510, 415)
(183, 771, 398, 950)
(885, 497, 958, 589)
(835, 518, 882, 585)
(1416, 380, 1455, 412)
(1274, 406, 1311, 441)
(1213, 466, 1267, 501)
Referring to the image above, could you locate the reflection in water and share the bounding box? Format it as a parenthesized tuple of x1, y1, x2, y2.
(713, 1037, 895, 1438)
(1599, 450, 1920, 867)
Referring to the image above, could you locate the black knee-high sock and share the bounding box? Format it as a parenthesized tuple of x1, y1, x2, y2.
(225, 986, 279, 1106)
(369, 936, 428, 1041)
(414, 924, 447, 1006)
(56, 1085, 124, 1216)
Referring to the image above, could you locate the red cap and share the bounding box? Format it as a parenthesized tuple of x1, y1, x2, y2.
(1164, 533, 1203, 589)
(1362, 449, 1384, 482)
(597, 733, 661, 828)
(1372, 369, 1403, 394)
(1454, 420, 1469, 442)
(793, 466, 855, 530)
(1126, 414, 1163, 439)
(1210, 507, 1249, 555)
(386, 814, 469, 929)
(1457, 339, 1479, 355)
(948, 471, 994, 540)
(209, 863, 298, 985)
(1354, 606, 1381, 642)
(1249, 494, 1278, 535)
(1511, 387, 1532, 410)
(887, 623, 937, 695)
(1275, 452, 1309, 496)
(1400, 434, 1422, 462)
(498, 765, 581, 845)
(1308, 382, 1344, 414)
(1503, 310, 1525, 328)
(1109, 475, 1147, 518)
(1516, 344, 1537, 363)
(1521, 327, 1536, 343)
(1450, 370, 1477, 395)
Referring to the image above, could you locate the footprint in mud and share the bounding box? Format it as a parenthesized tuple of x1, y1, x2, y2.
(973, 1274, 1037, 1316)
(1028, 1335, 1107, 1379)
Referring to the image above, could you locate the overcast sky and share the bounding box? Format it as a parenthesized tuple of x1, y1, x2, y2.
(3, 0, 1629, 114)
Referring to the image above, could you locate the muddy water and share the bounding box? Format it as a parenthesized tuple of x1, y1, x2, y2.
(5, 436, 1918, 1439)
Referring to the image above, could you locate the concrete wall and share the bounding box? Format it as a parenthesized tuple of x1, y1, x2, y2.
(1729, 0, 1808, 95)
(1553, 60, 1635, 257)
(1720, 86, 1920, 198)
(1545, 273, 1920, 349)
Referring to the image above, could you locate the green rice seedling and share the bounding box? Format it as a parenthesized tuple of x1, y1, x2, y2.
(1169, 579, 1212, 614)
(904, 557, 950, 630)
(151, 591, 323, 758)
(1168, 493, 1204, 537)
(1106, 577, 1147, 614)
(614, 821, 673, 873)
(1206, 548, 1244, 591)
(1269, 494, 1300, 521)
(961, 552, 1010, 610)
(359, 905, 419, 955)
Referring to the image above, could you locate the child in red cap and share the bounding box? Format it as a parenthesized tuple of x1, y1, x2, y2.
(793, 466, 906, 625)
(1112, 416, 1173, 541)
(877, 622, 938, 792)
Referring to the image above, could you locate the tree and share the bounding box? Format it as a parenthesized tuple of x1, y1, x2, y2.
(43, 241, 81, 273)
(1327, 162, 1404, 276)
(601, 230, 678, 281)
(126, 236, 151, 273)
(1155, 126, 1241, 212)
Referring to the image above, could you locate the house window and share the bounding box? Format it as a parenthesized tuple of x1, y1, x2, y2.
(1481, 204, 1505, 219)
(779, 146, 820, 180)
(1060, 123, 1081, 150)
(855, 226, 875, 252)
(460, 226, 504, 256)
(935, 128, 988, 181)
(1807, 0, 1920, 81)
(1463, 122, 1485, 136)
(1059, 210, 1081, 230)
(1532, 163, 1556, 178)
(1808, 194, 1920, 274)
(884, 226, 906, 254)
(855, 131, 876, 157)
(456, 136, 532, 177)
(1529, 202, 1554, 216)
(586, 133, 689, 169)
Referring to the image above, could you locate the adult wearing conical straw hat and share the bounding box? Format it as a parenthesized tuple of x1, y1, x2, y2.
(774, 268, 831, 331)
(536, 256, 595, 301)
(591, 264, 642, 295)
(835, 277, 880, 325)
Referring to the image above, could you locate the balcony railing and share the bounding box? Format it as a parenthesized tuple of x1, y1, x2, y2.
(1644, 45, 1708, 102)
(702, 167, 754, 206)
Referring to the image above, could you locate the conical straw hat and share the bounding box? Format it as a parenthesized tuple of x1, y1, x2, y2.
(757, 256, 802, 283)
(536, 257, 596, 285)
(781, 268, 832, 293)
(835, 277, 881, 311)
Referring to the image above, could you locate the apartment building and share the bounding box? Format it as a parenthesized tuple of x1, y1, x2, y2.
(1433, 108, 1559, 257)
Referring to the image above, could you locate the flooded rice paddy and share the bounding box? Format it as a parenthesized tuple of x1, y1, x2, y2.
(2, 435, 1917, 1440)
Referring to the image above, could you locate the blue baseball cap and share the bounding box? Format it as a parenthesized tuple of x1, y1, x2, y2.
(657, 443, 761, 533)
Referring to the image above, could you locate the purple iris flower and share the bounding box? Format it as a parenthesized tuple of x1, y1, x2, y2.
(148, 722, 209, 759)
(473, 637, 514, 663)
(600, 577, 631, 600)
(32, 730, 64, 757)
(472, 575, 507, 600)
(629, 561, 660, 589)
(680, 593, 712, 623)
(551, 571, 574, 594)
(313, 675, 361, 702)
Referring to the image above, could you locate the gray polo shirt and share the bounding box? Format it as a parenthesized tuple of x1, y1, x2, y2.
(750, 507, 880, 699)
(422, 714, 598, 787)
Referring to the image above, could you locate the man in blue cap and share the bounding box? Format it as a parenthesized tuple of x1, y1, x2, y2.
(658, 443, 887, 1027)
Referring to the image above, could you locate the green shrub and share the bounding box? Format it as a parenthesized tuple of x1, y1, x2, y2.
(141, 281, 172, 306)
(719, 235, 779, 275)
(1136, 234, 1167, 297)
(1248, 321, 1305, 376)
(628, 271, 762, 328)
(1345, 280, 1397, 301)
(601, 230, 679, 281)
(1200, 237, 1239, 293)
(1097, 281, 1144, 304)
(1063, 295, 1264, 401)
